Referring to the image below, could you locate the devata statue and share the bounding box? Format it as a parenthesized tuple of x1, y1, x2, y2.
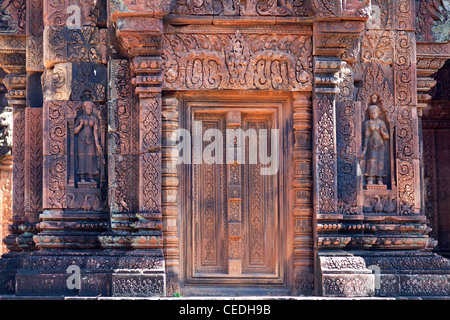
(361, 94, 390, 186)
(74, 101, 102, 184)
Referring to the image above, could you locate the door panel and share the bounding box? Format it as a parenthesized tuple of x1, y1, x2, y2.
(188, 109, 279, 283)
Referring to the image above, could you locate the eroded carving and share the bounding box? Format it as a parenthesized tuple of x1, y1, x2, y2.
(74, 101, 102, 186)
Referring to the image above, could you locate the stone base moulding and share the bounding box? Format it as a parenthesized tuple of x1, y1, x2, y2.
(0, 251, 165, 297)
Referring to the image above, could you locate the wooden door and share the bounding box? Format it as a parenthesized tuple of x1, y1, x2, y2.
(187, 108, 281, 284)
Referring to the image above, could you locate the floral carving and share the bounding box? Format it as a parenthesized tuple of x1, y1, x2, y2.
(162, 31, 312, 91)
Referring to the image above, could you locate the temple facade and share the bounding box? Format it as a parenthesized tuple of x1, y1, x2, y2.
(0, 0, 449, 297)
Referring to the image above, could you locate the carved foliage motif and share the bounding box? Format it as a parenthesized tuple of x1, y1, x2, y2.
(141, 153, 161, 213)
(162, 31, 312, 91)
(44, 26, 107, 68)
(108, 60, 139, 214)
(12, 108, 25, 216)
(0, 0, 25, 34)
(170, 0, 313, 16)
(43, 101, 67, 209)
(312, 0, 339, 17)
(316, 95, 337, 214)
(26, 0, 44, 71)
(44, 0, 103, 27)
(357, 62, 394, 121)
(394, 31, 417, 215)
(361, 30, 394, 65)
(336, 66, 358, 213)
(25, 108, 43, 213)
(71, 63, 107, 102)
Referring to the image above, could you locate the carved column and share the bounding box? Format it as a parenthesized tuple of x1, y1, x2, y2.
(292, 92, 314, 295)
(312, 0, 375, 297)
(133, 54, 163, 251)
(104, 1, 171, 296)
(162, 95, 180, 296)
(99, 59, 138, 248)
(3, 71, 28, 252)
(313, 56, 346, 248)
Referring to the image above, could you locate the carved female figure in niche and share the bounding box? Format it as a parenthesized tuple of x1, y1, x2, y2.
(361, 94, 390, 185)
(74, 101, 102, 184)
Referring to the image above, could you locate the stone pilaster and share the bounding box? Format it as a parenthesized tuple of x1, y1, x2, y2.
(3, 72, 28, 252)
(104, 2, 170, 297)
(292, 92, 314, 295)
(313, 56, 347, 248)
(312, 0, 374, 297)
(162, 95, 180, 296)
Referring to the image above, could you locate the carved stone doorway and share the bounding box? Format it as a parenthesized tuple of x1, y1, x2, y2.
(423, 59, 450, 259)
(178, 94, 290, 294)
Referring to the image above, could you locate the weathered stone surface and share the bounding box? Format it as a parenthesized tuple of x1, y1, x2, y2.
(0, 0, 449, 298)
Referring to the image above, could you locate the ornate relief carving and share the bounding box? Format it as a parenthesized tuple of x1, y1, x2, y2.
(361, 95, 390, 187)
(0, 0, 25, 34)
(140, 152, 161, 213)
(24, 108, 43, 214)
(108, 60, 139, 216)
(292, 92, 314, 295)
(74, 101, 102, 186)
(43, 101, 67, 209)
(395, 0, 414, 30)
(44, 0, 104, 27)
(12, 107, 26, 216)
(71, 63, 107, 102)
(394, 31, 418, 215)
(416, 0, 449, 42)
(26, 0, 44, 71)
(44, 26, 107, 68)
(161, 95, 180, 295)
(170, 0, 313, 16)
(361, 30, 394, 65)
(312, 0, 339, 17)
(316, 95, 337, 214)
(336, 66, 358, 213)
(162, 30, 313, 91)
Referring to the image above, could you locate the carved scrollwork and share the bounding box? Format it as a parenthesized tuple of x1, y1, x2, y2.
(162, 31, 312, 91)
(170, 0, 313, 16)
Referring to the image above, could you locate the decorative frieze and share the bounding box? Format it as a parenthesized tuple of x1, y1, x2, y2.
(162, 28, 313, 91)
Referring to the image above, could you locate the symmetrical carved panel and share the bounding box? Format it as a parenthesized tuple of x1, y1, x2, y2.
(162, 29, 313, 91)
(44, 27, 107, 68)
(189, 109, 279, 282)
(170, 0, 313, 16)
(43, 100, 107, 211)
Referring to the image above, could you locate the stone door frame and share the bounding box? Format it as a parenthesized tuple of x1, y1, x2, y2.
(173, 90, 306, 295)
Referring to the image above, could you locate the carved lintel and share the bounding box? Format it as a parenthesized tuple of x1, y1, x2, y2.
(161, 30, 313, 91)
